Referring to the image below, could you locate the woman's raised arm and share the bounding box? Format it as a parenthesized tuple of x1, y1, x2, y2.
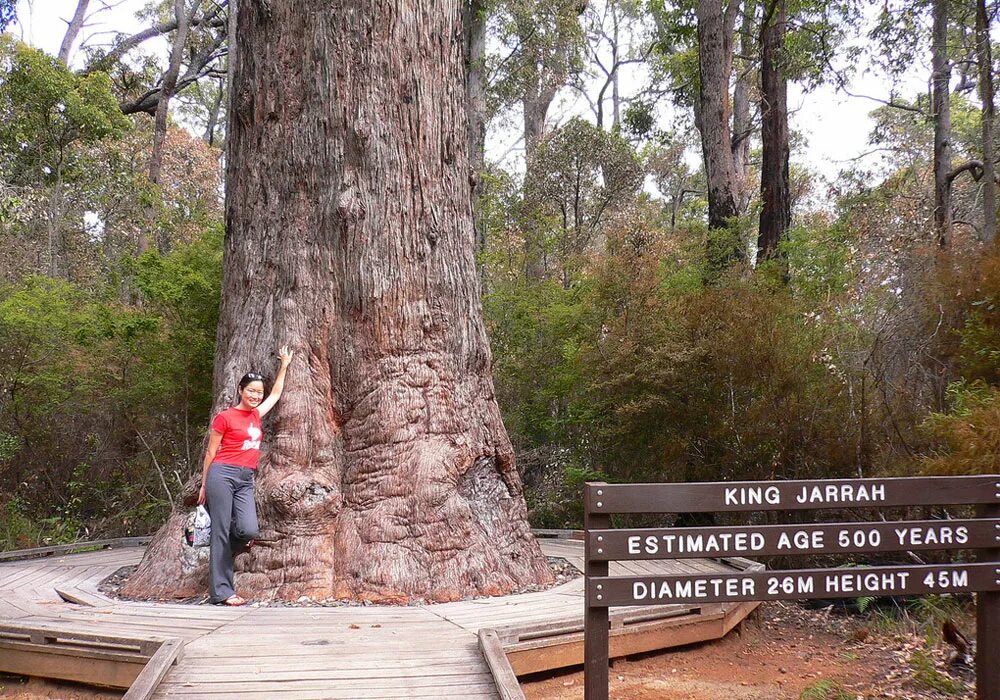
(257, 345, 294, 418)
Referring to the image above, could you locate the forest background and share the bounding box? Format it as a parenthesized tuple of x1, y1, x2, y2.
(1, 0, 998, 549)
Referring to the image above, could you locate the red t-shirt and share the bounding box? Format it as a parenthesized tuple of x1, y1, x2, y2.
(211, 407, 262, 469)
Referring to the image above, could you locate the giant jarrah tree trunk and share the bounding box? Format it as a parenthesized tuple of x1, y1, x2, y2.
(123, 0, 553, 603)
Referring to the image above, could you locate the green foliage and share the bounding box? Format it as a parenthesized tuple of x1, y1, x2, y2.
(484, 191, 864, 527)
(523, 118, 644, 286)
(0, 37, 130, 184)
(0, 228, 222, 545)
(799, 679, 852, 700)
(489, 0, 588, 115)
(920, 254, 1000, 476)
(782, 222, 853, 303)
(855, 595, 875, 614)
(909, 648, 966, 696)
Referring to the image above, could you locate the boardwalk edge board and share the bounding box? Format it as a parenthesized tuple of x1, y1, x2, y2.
(582, 476, 1000, 700)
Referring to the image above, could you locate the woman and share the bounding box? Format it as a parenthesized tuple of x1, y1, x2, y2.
(197, 346, 294, 606)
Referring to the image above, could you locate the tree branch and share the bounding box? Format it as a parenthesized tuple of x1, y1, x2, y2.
(83, 0, 226, 74)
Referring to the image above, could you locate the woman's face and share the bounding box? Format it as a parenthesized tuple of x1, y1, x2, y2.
(240, 381, 265, 408)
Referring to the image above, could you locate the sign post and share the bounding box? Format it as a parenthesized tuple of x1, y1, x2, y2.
(582, 475, 1000, 700)
(977, 497, 1000, 700)
(583, 482, 609, 700)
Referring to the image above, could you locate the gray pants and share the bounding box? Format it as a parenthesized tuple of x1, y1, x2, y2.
(205, 463, 260, 603)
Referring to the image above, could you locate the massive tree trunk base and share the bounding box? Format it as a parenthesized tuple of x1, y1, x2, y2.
(123, 435, 552, 603)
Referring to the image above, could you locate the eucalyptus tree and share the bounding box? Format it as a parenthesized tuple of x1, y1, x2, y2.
(869, 0, 996, 247)
(492, 0, 590, 157)
(122, 0, 553, 602)
(524, 117, 644, 285)
(0, 39, 130, 279)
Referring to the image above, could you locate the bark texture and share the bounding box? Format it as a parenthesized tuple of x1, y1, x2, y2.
(696, 0, 744, 270)
(465, 0, 488, 251)
(757, 0, 790, 263)
(976, 0, 997, 245)
(123, 0, 553, 603)
(731, 0, 753, 210)
(932, 0, 953, 247)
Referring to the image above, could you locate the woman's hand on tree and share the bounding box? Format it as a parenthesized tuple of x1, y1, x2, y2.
(278, 345, 294, 367)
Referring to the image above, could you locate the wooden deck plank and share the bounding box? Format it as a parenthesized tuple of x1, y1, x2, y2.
(0, 540, 758, 700)
(154, 685, 499, 698)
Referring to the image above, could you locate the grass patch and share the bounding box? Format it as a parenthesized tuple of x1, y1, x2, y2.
(800, 679, 852, 700)
(909, 649, 965, 696)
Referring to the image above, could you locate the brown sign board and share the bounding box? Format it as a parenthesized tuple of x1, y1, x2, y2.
(586, 476, 1000, 514)
(586, 563, 1000, 607)
(587, 518, 1000, 560)
(583, 479, 1000, 700)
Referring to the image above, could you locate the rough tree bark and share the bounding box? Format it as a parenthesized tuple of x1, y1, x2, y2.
(696, 0, 744, 267)
(122, 0, 553, 603)
(731, 0, 754, 210)
(932, 0, 953, 247)
(976, 0, 996, 245)
(757, 0, 790, 264)
(465, 0, 488, 252)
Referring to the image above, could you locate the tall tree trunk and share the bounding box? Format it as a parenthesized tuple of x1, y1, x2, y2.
(932, 0, 953, 247)
(57, 0, 90, 64)
(757, 0, 790, 264)
(203, 76, 226, 147)
(465, 0, 488, 252)
(611, 1, 621, 131)
(122, 0, 552, 603)
(731, 0, 753, 209)
(976, 0, 997, 245)
(697, 0, 743, 268)
(145, 0, 199, 255)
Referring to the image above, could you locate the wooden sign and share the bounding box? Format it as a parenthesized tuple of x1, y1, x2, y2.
(587, 563, 1000, 606)
(585, 475, 1000, 514)
(582, 476, 1000, 700)
(587, 518, 1000, 560)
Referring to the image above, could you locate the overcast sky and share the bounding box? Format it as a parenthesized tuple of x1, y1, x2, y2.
(12, 0, 929, 184)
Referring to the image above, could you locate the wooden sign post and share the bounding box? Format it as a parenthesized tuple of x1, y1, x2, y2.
(582, 475, 1000, 700)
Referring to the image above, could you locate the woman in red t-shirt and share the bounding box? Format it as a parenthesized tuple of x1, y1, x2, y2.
(197, 345, 293, 606)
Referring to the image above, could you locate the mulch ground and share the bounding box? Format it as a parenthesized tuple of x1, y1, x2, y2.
(99, 555, 582, 606)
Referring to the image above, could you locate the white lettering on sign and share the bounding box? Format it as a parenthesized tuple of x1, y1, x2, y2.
(795, 483, 886, 505)
(922, 570, 969, 589)
(824, 571, 910, 594)
(776, 530, 825, 550)
(766, 576, 815, 596)
(631, 577, 756, 601)
(627, 533, 766, 555)
(894, 526, 968, 547)
(724, 486, 781, 506)
(837, 529, 882, 548)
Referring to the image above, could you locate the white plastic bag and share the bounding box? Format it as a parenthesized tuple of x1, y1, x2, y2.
(184, 505, 212, 547)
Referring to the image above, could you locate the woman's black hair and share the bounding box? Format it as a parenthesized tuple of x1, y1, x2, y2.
(238, 372, 266, 392)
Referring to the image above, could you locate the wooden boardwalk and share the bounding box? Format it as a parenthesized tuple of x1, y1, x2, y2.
(0, 539, 757, 698)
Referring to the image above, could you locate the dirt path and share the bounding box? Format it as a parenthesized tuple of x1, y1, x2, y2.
(0, 675, 121, 699)
(522, 601, 976, 700)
